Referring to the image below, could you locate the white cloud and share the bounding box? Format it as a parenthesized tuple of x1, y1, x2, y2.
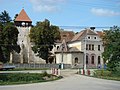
(29, 0, 66, 12)
(91, 8, 120, 16)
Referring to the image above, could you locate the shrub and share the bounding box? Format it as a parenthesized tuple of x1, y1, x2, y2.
(0, 73, 57, 83)
(94, 70, 111, 77)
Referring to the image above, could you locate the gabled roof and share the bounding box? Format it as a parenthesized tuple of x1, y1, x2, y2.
(56, 30, 75, 43)
(55, 39, 83, 53)
(59, 39, 68, 52)
(71, 29, 97, 41)
(15, 9, 32, 22)
(96, 31, 103, 37)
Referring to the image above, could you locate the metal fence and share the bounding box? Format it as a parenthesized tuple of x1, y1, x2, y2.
(3, 63, 72, 69)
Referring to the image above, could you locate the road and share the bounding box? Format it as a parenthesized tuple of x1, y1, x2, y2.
(0, 69, 120, 90)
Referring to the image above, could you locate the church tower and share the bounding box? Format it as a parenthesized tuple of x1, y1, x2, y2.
(13, 9, 32, 63)
(12, 9, 45, 64)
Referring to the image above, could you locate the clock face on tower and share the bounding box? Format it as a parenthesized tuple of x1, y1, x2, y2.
(22, 22, 25, 26)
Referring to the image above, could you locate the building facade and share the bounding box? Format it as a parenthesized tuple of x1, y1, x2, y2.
(55, 28, 104, 68)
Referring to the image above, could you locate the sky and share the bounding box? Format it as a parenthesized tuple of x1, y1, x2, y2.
(0, 0, 120, 32)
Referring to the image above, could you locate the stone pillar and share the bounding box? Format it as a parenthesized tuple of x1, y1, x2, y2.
(9, 52, 13, 63)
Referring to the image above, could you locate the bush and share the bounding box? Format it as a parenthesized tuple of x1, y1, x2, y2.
(0, 72, 59, 85)
(94, 70, 111, 77)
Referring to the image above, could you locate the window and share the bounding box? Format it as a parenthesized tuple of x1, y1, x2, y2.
(57, 46, 59, 50)
(86, 44, 94, 51)
(91, 56, 94, 64)
(63, 35, 67, 37)
(86, 55, 88, 64)
(92, 44, 94, 50)
(89, 44, 91, 50)
(88, 36, 90, 39)
(94, 37, 97, 39)
(75, 57, 78, 63)
(86, 44, 88, 50)
(98, 45, 101, 51)
(98, 56, 101, 64)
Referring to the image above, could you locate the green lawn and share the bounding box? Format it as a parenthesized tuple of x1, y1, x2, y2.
(0, 72, 62, 85)
(93, 70, 120, 81)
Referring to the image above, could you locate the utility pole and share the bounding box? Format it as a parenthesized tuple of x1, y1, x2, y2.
(61, 44, 64, 69)
(84, 36, 87, 70)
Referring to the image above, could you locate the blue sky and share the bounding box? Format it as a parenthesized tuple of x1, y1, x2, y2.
(0, 0, 120, 31)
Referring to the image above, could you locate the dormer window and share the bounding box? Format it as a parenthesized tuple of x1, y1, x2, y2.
(63, 35, 67, 37)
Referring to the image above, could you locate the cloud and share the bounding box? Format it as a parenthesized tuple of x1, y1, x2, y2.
(29, 0, 66, 12)
(91, 8, 120, 16)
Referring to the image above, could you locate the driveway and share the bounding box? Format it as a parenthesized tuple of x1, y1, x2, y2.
(0, 73, 120, 90)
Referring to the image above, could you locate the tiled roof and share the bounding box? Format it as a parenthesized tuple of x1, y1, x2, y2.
(59, 39, 68, 52)
(71, 29, 97, 41)
(15, 9, 32, 22)
(96, 31, 103, 37)
(57, 30, 75, 43)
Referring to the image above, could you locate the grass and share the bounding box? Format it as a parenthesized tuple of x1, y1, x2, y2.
(0, 72, 62, 85)
(93, 70, 120, 81)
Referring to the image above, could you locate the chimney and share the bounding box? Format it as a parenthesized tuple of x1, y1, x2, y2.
(90, 27, 95, 30)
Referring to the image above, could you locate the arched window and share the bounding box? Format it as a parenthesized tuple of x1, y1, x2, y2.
(86, 55, 88, 64)
(98, 56, 101, 64)
(57, 46, 59, 50)
(91, 56, 94, 64)
(75, 57, 78, 63)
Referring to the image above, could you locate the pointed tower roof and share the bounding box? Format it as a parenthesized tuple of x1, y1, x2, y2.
(15, 9, 32, 22)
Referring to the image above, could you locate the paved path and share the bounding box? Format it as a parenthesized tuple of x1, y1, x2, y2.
(0, 72, 120, 90)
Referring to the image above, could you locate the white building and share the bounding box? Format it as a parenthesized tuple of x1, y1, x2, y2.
(55, 28, 104, 68)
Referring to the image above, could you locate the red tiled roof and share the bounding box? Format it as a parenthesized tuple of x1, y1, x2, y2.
(71, 29, 97, 41)
(96, 31, 103, 37)
(57, 31, 75, 43)
(15, 9, 32, 22)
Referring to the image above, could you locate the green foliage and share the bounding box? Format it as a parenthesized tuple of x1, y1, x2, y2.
(102, 26, 120, 72)
(0, 10, 20, 63)
(0, 73, 59, 85)
(94, 70, 111, 77)
(29, 19, 61, 63)
(0, 10, 12, 25)
(94, 70, 120, 81)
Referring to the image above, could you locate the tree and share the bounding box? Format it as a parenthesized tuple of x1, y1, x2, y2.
(0, 10, 12, 25)
(13, 14, 18, 21)
(0, 23, 4, 62)
(0, 22, 20, 63)
(102, 26, 120, 72)
(29, 19, 60, 63)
